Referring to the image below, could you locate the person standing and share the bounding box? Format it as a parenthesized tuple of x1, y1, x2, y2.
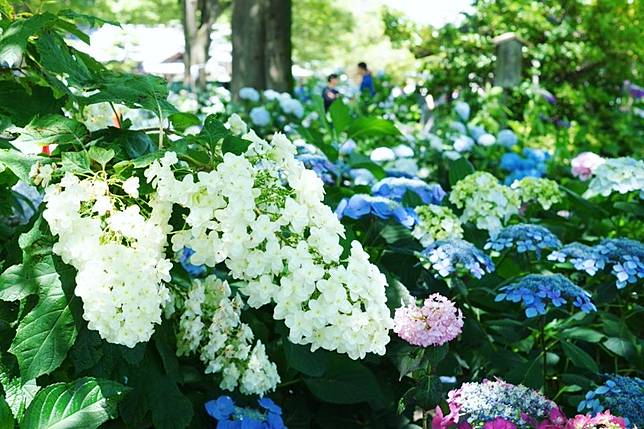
(357, 62, 375, 96)
(322, 73, 340, 110)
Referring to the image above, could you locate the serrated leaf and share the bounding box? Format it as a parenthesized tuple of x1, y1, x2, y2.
(222, 135, 250, 155)
(86, 73, 177, 119)
(1, 377, 39, 422)
(0, 82, 64, 127)
(284, 340, 328, 377)
(21, 377, 126, 429)
(0, 149, 39, 183)
(0, 14, 56, 67)
(346, 117, 400, 139)
(9, 257, 79, 381)
(329, 99, 351, 133)
(0, 257, 59, 302)
(12, 115, 88, 148)
(88, 146, 114, 169)
(35, 31, 93, 87)
(61, 152, 91, 174)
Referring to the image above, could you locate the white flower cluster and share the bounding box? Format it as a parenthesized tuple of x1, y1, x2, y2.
(144, 120, 393, 359)
(43, 173, 172, 347)
(449, 172, 520, 236)
(583, 157, 644, 199)
(177, 275, 279, 395)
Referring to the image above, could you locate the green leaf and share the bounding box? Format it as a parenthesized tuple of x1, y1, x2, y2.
(222, 135, 250, 155)
(21, 377, 126, 429)
(346, 117, 400, 139)
(0, 395, 14, 428)
(284, 340, 328, 377)
(12, 115, 88, 149)
(304, 357, 383, 404)
(88, 146, 114, 169)
(414, 375, 443, 409)
(9, 257, 79, 381)
(147, 376, 193, 429)
(560, 327, 604, 343)
(0, 149, 39, 183)
(603, 337, 635, 359)
(0, 82, 64, 127)
(120, 130, 156, 159)
(35, 31, 93, 86)
(61, 152, 91, 174)
(0, 14, 56, 67)
(0, 256, 59, 302)
(347, 152, 386, 180)
(389, 343, 424, 380)
(379, 223, 413, 244)
(1, 376, 39, 423)
(561, 341, 599, 373)
(86, 73, 177, 119)
(328, 99, 351, 133)
(169, 112, 201, 133)
(448, 158, 475, 186)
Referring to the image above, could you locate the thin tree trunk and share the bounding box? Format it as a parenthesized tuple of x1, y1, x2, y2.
(264, 0, 292, 92)
(182, 0, 198, 88)
(231, 0, 267, 98)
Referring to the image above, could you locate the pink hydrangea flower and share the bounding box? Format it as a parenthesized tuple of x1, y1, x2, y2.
(566, 410, 626, 429)
(571, 152, 605, 181)
(393, 293, 464, 347)
(483, 418, 516, 429)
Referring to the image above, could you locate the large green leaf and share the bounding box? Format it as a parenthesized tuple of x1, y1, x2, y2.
(329, 99, 351, 133)
(304, 357, 383, 404)
(221, 135, 250, 156)
(284, 340, 328, 377)
(0, 256, 59, 302)
(0, 82, 64, 127)
(21, 377, 126, 429)
(12, 115, 88, 149)
(448, 158, 475, 186)
(35, 31, 93, 87)
(561, 341, 599, 373)
(0, 149, 39, 183)
(346, 117, 400, 139)
(9, 256, 79, 381)
(0, 395, 14, 428)
(86, 73, 177, 119)
(603, 337, 635, 359)
(0, 14, 56, 67)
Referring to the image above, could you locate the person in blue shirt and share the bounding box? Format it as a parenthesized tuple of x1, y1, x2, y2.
(322, 73, 340, 110)
(358, 62, 375, 96)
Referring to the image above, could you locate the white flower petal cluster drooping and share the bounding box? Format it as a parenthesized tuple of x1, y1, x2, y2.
(449, 172, 520, 236)
(43, 173, 172, 347)
(177, 275, 280, 395)
(145, 119, 393, 359)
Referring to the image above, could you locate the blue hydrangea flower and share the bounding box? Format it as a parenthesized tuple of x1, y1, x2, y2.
(496, 274, 596, 317)
(497, 129, 518, 148)
(468, 124, 487, 141)
(180, 248, 207, 278)
(596, 238, 644, 289)
(336, 194, 416, 228)
(450, 121, 467, 135)
(577, 375, 644, 428)
(239, 87, 260, 102)
(371, 177, 446, 205)
(420, 239, 495, 279)
(348, 168, 376, 186)
(205, 396, 286, 429)
(250, 106, 271, 127)
(549, 239, 644, 289)
(296, 154, 338, 184)
(548, 243, 607, 275)
(455, 101, 471, 121)
(485, 224, 561, 258)
(499, 148, 550, 185)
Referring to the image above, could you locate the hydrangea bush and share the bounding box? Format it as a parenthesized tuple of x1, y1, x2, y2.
(0, 9, 641, 429)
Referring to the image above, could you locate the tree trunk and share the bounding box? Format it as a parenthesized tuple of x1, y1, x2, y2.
(182, 0, 198, 88)
(231, 0, 267, 99)
(264, 0, 292, 92)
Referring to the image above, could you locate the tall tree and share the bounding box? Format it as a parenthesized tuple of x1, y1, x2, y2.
(231, 0, 292, 97)
(182, 0, 230, 89)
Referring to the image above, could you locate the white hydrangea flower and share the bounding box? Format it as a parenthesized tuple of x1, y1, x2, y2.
(122, 176, 139, 198)
(583, 157, 644, 199)
(177, 276, 280, 396)
(145, 118, 393, 360)
(43, 173, 172, 347)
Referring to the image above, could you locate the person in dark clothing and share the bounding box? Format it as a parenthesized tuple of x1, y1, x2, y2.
(357, 62, 375, 96)
(322, 73, 340, 110)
